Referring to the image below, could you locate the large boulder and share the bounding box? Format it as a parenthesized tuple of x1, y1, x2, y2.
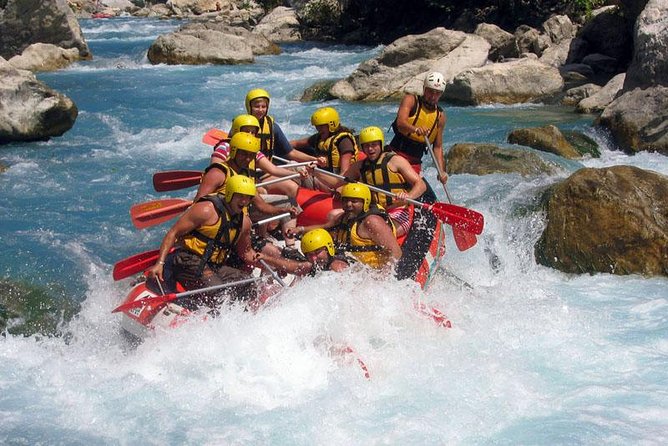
(0, 0, 91, 60)
(8, 42, 81, 71)
(446, 143, 562, 176)
(508, 125, 581, 159)
(625, 0, 668, 89)
(473, 23, 517, 62)
(253, 6, 301, 43)
(147, 21, 280, 65)
(0, 57, 77, 143)
(442, 58, 564, 105)
(576, 72, 625, 114)
(329, 27, 490, 101)
(535, 166, 668, 276)
(596, 86, 668, 154)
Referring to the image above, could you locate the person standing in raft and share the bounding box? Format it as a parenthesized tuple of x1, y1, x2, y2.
(313, 126, 427, 238)
(389, 71, 448, 201)
(291, 106, 359, 177)
(148, 175, 312, 309)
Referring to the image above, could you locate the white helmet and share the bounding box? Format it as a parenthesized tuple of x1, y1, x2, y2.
(423, 71, 446, 92)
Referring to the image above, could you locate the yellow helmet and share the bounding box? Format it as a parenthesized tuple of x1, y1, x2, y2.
(301, 228, 335, 257)
(245, 88, 270, 113)
(225, 175, 256, 203)
(229, 132, 260, 159)
(231, 114, 260, 135)
(359, 126, 384, 148)
(311, 106, 340, 132)
(341, 182, 371, 212)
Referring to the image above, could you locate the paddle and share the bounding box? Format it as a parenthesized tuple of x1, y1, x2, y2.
(132, 174, 302, 229)
(274, 156, 484, 235)
(424, 137, 479, 251)
(153, 170, 202, 192)
(114, 213, 291, 281)
(111, 276, 265, 313)
(113, 249, 161, 281)
(202, 128, 228, 146)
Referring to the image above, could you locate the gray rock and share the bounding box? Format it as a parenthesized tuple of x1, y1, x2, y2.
(508, 124, 581, 159)
(253, 6, 301, 43)
(8, 43, 82, 72)
(446, 143, 561, 176)
(0, 0, 91, 60)
(147, 21, 280, 65)
(576, 72, 625, 114)
(535, 166, 668, 276)
(330, 27, 489, 101)
(596, 85, 668, 154)
(443, 58, 564, 105)
(0, 57, 77, 143)
(625, 0, 668, 89)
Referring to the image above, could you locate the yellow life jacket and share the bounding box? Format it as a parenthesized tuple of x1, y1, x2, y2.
(389, 95, 442, 163)
(181, 194, 243, 269)
(258, 115, 275, 160)
(360, 151, 411, 208)
(203, 161, 256, 195)
(333, 205, 397, 269)
(315, 131, 358, 173)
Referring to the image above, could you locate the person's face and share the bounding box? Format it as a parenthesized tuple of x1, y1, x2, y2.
(234, 149, 255, 168)
(229, 193, 253, 214)
(362, 140, 382, 161)
(240, 125, 258, 136)
(342, 197, 365, 215)
(422, 87, 442, 107)
(306, 247, 330, 268)
(315, 124, 330, 139)
(249, 98, 268, 120)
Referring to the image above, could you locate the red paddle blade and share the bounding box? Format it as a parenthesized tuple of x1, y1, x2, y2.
(153, 170, 202, 192)
(111, 293, 176, 313)
(452, 227, 478, 251)
(112, 249, 160, 281)
(427, 202, 484, 235)
(202, 129, 228, 146)
(130, 199, 192, 229)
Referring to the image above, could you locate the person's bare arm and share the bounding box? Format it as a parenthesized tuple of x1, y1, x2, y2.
(194, 167, 226, 201)
(394, 94, 419, 136)
(148, 202, 215, 281)
(361, 215, 402, 261)
(391, 156, 427, 201)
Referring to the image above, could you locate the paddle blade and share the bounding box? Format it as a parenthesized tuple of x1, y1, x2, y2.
(112, 293, 176, 313)
(112, 249, 160, 281)
(452, 227, 478, 251)
(130, 198, 192, 229)
(427, 202, 484, 235)
(153, 170, 202, 192)
(202, 129, 228, 146)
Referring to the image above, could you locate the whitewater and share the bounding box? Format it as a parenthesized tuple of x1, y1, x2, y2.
(0, 17, 666, 445)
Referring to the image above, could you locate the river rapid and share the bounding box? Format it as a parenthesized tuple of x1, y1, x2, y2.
(0, 17, 667, 445)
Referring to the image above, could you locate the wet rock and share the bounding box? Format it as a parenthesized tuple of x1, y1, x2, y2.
(0, 57, 78, 144)
(446, 143, 562, 176)
(508, 125, 582, 159)
(443, 58, 563, 105)
(535, 166, 668, 277)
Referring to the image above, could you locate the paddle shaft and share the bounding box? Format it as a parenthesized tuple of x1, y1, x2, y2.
(274, 156, 424, 208)
(259, 259, 286, 287)
(168, 276, 263, 300)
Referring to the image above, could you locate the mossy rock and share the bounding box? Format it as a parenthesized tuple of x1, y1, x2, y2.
(300, 79, 337, 102)
(562, 130, 601, 158)
(0, 279, 79, 337)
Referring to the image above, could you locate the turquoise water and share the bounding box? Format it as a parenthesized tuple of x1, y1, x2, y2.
(1, 17, 667, 445)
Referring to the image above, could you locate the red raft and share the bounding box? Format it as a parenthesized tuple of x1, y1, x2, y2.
(117, 187, 445, 339)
